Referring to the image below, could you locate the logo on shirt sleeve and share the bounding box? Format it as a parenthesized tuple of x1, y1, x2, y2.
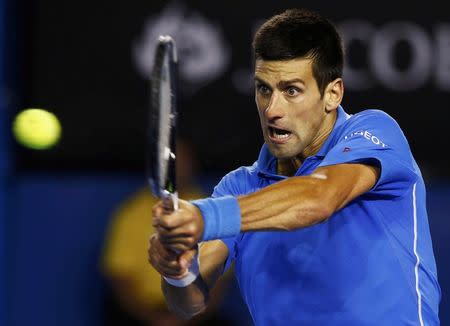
(344, 130, 387, 148)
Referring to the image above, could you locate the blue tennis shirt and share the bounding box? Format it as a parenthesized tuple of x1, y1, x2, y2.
(213, 106, 440, 325)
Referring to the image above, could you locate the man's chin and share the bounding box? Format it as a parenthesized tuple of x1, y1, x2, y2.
(266, 143, 300, 160)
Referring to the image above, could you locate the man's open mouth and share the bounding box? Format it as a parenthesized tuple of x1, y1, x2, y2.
(269, 126, 292, 141)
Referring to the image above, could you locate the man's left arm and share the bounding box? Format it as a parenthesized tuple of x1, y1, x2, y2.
(155, 163, 379, 252)
(239, 163, 378, 231)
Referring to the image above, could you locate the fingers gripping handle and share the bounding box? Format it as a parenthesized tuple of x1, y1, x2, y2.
(160, 189, 181, 256)
(161, 189, 179, 212)
(163, 244, 200, 287)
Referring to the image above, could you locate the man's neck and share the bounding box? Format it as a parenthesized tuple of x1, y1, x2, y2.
(277, 157, 302, 176)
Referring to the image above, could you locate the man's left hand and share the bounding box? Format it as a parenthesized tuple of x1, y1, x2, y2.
(153, 199, 204, 252)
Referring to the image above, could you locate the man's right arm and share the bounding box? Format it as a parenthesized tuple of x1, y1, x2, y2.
(148, 235, 229, 319)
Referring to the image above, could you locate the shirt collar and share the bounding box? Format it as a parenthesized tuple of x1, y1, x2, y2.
(256, 105, 350, 177)
(315, 105, 350, 157)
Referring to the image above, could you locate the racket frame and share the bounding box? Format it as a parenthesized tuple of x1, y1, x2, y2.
(148, 35, 179, 212)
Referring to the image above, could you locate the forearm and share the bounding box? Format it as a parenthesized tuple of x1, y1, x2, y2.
(161, 276, 208, 319)
(193, 165, 379, 242)
(238, 175, 335, 232)
(236, 164, 379, 232)
(160, 240, 228, 319)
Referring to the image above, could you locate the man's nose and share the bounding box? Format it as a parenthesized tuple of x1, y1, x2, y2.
(264, 92, 285, 121)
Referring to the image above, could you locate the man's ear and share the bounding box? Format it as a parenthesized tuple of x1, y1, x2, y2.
(324, 78, 344, 113)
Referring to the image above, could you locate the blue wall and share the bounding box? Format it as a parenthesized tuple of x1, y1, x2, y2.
(0, 0, 13, 324)
(427, 184, 450, 323)
(9, 174, 142, 326)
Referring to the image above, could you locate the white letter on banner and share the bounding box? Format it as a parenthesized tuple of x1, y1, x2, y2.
(338, 20, 375, 90)
(435, 24, 450, 90)
(371, 22, 432, 91)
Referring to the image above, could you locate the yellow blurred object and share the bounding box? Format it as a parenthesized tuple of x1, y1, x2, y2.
(102, 187, 205, 320)
(13, 108, 61, 150)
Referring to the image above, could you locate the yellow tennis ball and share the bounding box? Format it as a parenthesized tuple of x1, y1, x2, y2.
(13, 108, 61, 150)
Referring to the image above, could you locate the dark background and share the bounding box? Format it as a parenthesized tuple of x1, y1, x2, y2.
(15, 0, 450, 178)
(1, 1, 449, 325)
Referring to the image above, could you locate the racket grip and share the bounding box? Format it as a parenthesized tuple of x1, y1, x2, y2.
(160, 190, 180, 255)
(161, 189, 179, 212)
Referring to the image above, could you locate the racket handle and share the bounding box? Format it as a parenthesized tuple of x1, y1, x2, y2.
(160, 190, 180, 255)
(161, 189, 179, 212)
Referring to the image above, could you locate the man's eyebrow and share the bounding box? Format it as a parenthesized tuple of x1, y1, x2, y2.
(277, 78, 306, 87)
(254, 77, 306, 87)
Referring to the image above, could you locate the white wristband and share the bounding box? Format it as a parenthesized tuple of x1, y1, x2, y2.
(163, 249, 200, 287)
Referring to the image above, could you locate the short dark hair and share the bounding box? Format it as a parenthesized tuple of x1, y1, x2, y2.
(253, 8, 344, 96)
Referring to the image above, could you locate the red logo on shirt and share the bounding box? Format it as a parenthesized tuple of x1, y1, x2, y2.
(343, 147, 351, 152)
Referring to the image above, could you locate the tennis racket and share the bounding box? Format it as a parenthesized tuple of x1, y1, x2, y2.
(147, 35, 178, 212)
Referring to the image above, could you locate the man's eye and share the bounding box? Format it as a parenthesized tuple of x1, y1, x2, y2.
(285, 87, 300, 96)
(257, 84, 271, 95)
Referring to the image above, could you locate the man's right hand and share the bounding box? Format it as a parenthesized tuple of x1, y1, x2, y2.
(148, 233, 198, 279)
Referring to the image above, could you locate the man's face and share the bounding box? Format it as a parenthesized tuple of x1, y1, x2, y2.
(255, 58, 329, 160)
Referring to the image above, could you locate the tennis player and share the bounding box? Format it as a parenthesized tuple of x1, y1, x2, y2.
(148, 8, 441, 325)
